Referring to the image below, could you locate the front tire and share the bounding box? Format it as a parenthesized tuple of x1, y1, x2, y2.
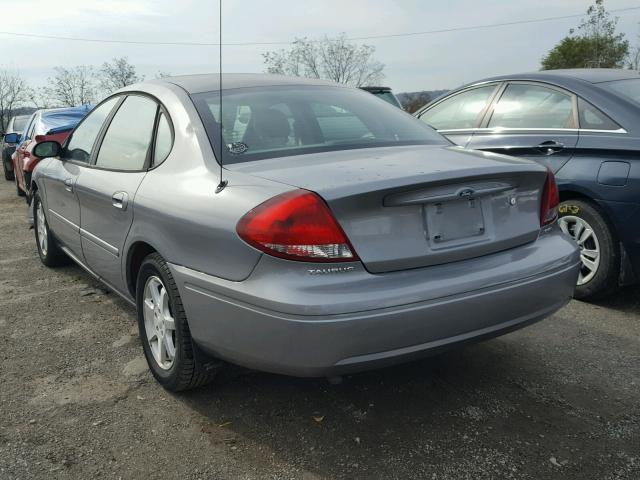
(15, 174, 25, 197)
(136, 253, 221, 391)
(2, 155, 14, 181)
(558, 199, 619, 300)
(33, 190, 68, 267)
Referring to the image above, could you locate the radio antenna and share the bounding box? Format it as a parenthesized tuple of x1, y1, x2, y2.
(215, 0, 227, 194)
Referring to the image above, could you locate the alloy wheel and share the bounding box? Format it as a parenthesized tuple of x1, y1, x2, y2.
(142, 276, 177, 370)
(36, 201, 48, 256)
(558, 215, 601, 286)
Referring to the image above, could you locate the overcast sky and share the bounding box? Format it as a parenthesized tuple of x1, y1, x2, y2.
(3, 0, 640, 93)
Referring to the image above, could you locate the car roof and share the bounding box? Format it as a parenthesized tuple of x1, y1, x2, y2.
(154, 73, 346, 94)
(477, 68, 640, 85)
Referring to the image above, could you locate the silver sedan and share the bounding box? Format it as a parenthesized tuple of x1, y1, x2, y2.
(31, 74, 581, 391)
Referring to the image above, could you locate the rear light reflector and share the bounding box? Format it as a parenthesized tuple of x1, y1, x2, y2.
(237, 189, 359, 262)
(540, 168, 559, 226)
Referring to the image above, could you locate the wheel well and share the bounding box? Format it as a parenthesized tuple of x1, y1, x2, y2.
(127, 242, 157, 297)
(559, 190, 592, 204)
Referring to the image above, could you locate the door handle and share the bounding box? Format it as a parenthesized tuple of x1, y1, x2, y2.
(536, 141, 564, 155)
(111, 192, 129, 211)
(63, 178, 74, 192)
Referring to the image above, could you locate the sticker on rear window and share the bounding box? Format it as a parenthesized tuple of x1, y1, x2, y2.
(227, 142, 248, 154)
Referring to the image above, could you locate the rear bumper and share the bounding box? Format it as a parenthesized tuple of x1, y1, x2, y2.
(170, 230, 580, 377)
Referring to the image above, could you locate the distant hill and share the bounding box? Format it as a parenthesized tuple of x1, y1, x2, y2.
(397, 90, 449, 113)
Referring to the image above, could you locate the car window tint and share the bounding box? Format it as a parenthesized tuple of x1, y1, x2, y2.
(419, 86, 496, 130)
(489, 84, 574, 129)
(310, 102, 373, 142)
(65, 97, 119, 163)
(577, 98, 621, 130)
(153, 112, 172, 165)
(96, 95, 158, 171)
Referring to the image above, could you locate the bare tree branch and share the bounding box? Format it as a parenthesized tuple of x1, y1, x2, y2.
(0, 70, 30, 132)
(263, 34, 384, 87)
(44, 66, 97, 107)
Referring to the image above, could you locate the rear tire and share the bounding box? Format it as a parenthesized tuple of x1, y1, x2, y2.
(558, 199, 619, 300)
(136, 253, 221, 391)
(33, 190, 68, 267)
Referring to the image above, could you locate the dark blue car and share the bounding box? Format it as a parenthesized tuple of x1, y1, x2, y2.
(415, 69, 640, 300)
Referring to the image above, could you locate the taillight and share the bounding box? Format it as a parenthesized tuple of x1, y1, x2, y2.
(237, 189, 359, 262)
(540, 168, 559, 226)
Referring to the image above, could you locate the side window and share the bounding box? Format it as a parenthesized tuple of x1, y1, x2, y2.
(419, 86, 497, 130)
(25, 116, 37, 141)
(153, 112, 173, 166)
(489, 84, 574, 129)
(65, 97, 119, 163)
(95, 95, 158, 171)
(578, 98, 621, 130)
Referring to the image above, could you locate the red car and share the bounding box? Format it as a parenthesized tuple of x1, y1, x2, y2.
(11, 106, 92, 199)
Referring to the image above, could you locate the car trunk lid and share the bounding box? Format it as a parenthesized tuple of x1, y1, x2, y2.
(231, 145, 548, 273)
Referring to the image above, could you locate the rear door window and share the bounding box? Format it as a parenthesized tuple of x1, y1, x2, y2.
(488, 84, 575, 129)
(577, 98, 621, 130)
(95, 95, 158, 171)
(419, 85, 497, 130)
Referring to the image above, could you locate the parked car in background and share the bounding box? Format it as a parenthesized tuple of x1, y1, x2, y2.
(2, 114, 30, 180)
(30, 74, 579, 391)
(415, 69, 640, 300)
(359, 86, 403, 109)
(9, 105, 92, 199)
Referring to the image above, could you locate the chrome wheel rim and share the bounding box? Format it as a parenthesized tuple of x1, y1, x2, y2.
(558, 215, 601, 286)
(36, 201, 48, 256)
(143, 276, 176, 370)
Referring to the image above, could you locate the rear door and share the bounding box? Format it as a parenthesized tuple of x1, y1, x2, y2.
(467, 82, 579, 172)
(416, 83, 501, 147)
(76, 94, 160, 293)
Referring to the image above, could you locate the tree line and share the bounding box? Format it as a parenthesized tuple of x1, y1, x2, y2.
(0, 57, 167, 132)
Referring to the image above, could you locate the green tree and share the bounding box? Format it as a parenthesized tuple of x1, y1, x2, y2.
(542, 0, 629, 70)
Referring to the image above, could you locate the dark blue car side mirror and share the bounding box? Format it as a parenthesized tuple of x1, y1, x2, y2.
(4, 132, 19, 143)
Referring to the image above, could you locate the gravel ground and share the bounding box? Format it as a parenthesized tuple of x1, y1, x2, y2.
(0, 178, 639, 480)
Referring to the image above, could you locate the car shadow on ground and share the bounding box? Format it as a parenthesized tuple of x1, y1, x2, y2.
(589, 284, 640, 315)
(178, 336, 618, 479)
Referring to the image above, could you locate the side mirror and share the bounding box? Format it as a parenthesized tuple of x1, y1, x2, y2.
(33, 140, 62, 159)
(4, 132, 19, 143)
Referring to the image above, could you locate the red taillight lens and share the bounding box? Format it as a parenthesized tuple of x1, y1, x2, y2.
(540, 168, 559, 226)
(237, 189, 359, 262)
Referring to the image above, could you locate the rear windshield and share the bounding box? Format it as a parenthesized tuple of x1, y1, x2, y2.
(12, 116, 29, 132)
(191, 85, 446, 164)
(600, 79, 640, 106)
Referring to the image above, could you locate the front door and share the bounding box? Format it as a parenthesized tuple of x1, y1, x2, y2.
(43, 97, 121, 261)
(467, 82, 579, 172)
(77, 94, 159, 293)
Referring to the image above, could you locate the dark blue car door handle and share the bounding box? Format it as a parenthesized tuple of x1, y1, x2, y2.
(537, 141, 564, 155)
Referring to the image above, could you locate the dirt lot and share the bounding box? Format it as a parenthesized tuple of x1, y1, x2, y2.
(0, 178, 639, 480)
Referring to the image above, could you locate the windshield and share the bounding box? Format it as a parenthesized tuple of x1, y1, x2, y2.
(600, 79, 640, 106)
(191, 85, 446, 164)
(12, 116, 29, 132)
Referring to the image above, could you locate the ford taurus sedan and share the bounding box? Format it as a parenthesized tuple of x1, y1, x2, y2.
(415, 69, 640, 300)
(30, 74, 580, 391)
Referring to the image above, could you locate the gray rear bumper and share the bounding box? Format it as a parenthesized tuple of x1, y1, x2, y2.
(170, 230, 580, 377)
